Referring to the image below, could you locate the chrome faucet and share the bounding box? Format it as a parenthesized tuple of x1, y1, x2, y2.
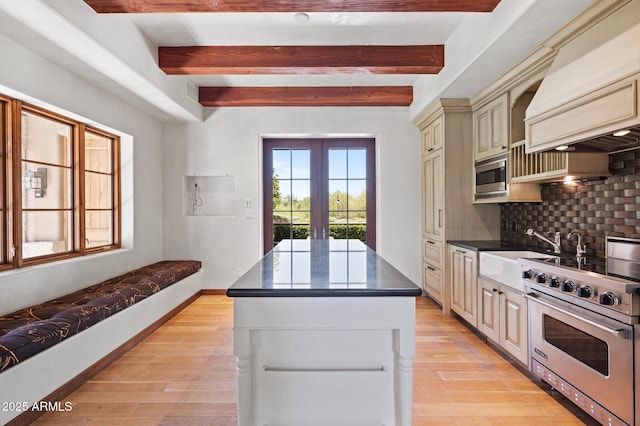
(525, 228, 562, 254)
(567, 230, 587, 257)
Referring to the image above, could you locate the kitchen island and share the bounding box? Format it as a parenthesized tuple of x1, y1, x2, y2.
(226, 239, 422, 426)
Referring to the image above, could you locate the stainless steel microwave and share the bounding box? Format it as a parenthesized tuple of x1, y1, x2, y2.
(475, 155, 507, 200)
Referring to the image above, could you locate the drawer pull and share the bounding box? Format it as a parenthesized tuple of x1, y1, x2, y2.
(263, 366, 385, 373)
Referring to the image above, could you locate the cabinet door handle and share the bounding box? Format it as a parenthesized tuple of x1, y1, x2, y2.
(455, 249, 466, 254)
(427, 266, 436, 271)
(438, 209, 443, 227)
(426, 240, 436, 245)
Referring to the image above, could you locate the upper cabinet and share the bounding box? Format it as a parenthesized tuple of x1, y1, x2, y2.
(473, 93, 509, 162)
(470, 43, 611, 203)
(421, 115, 444, 155)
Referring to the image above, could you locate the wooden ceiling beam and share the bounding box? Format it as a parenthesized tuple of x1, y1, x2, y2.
(198, 86, 413, 107)
(84, 0, 501, 13)
(160, 45, 444, 75)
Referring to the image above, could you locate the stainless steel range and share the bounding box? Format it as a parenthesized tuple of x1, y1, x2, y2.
(520, 236, 640, 426)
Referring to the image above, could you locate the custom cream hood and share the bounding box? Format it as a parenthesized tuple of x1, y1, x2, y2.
(525, 0, 640, 153)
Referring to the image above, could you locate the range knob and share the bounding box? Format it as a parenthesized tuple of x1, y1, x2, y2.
(577, 286, 595, 298)
(536, 273, 548, 284)
(599, 292, 620, 307)
(550, 277, 562, 288)
(522, 270, 534, 279)
(562, 280, 576, 293)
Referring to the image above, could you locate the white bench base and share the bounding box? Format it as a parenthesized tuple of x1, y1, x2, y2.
(0, 269, 203, 425)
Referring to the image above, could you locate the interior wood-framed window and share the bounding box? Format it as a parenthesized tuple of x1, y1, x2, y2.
(0, 95, 10, 270)
(82, 126, 121, 252)
(18, 105, 76, 264)
(0, 94, 121, 270)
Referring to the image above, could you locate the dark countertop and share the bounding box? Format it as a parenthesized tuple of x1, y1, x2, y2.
(227, 239, 422, 297)
(447, 240, 529, 252)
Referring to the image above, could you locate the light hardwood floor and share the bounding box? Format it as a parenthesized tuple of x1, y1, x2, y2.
(32, 295, 596, 425)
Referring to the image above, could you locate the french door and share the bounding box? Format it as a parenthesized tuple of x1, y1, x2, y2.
(263, 138, 375, 253)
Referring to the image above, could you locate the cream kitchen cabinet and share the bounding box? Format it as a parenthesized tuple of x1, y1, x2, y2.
(422, 150, 443, 241)
(415, 99, 500, 315)
(422, 238, 443, 304)
(423, 262, 443, 305)
(473, 93, 509, 162)
(421, 114, 444, 155)
(478, 277, 528, 365)
(449, 244, 478, 328)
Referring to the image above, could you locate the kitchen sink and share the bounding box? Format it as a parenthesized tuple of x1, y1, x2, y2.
(479, 250, 557, 291)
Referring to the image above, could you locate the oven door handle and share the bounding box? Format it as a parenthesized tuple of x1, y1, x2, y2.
(526, 293, 632, 339)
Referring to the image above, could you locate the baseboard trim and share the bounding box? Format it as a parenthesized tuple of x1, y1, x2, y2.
(6, 290, 203, 426)
(201, 288, 227, 295)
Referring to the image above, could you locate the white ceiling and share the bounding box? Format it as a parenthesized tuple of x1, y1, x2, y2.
(0, 0, 594, 122)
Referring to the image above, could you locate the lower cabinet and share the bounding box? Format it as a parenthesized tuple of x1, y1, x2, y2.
(423, 238, 443, 304)
(449, 245, 478, 328)
(423, 262, 443, 304)
(478, 277, 528, 365)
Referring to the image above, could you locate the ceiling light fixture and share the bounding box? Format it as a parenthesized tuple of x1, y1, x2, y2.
(294, 12, 310, 23)
(556, 145, 569, 151)
(613, 129, 631, 137)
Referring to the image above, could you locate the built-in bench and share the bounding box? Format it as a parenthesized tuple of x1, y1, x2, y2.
(0, 260, 201, 373)
(0, 260, 204, 425)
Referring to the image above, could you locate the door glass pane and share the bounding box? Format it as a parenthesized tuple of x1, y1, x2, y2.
(329, 149, 347, 179)
(328, 180, 347, 224)
(348, 149, 367, 179)
(291, 149, 310, 179)
(291, 180, 310, 212)
(22, 211, 71, 258)
(273, 149, 292, 179)
(271, 148, 311, 246)
(348, 179, 366, 210)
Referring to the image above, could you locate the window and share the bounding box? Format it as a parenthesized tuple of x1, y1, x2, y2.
(20, 109, 74, 260)
(84, 128, 119, 250)
(0, 95, 120, 270)
(0, 96, 8, 268)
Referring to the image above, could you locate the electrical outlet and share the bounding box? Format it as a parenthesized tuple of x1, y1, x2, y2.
(511, 220, 518, 232)
(502, 220, 509, 232)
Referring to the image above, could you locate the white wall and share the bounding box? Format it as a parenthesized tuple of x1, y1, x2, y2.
(0, 34, 164, 315)
(163, 107, 422, 289)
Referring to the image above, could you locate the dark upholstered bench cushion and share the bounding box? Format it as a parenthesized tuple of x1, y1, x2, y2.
(0, 260, 201, 373)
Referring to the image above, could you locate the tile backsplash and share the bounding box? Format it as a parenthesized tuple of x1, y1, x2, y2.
(501, 149, 640, 259)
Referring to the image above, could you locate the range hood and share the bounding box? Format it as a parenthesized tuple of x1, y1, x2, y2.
(525, 0, 640, 153)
